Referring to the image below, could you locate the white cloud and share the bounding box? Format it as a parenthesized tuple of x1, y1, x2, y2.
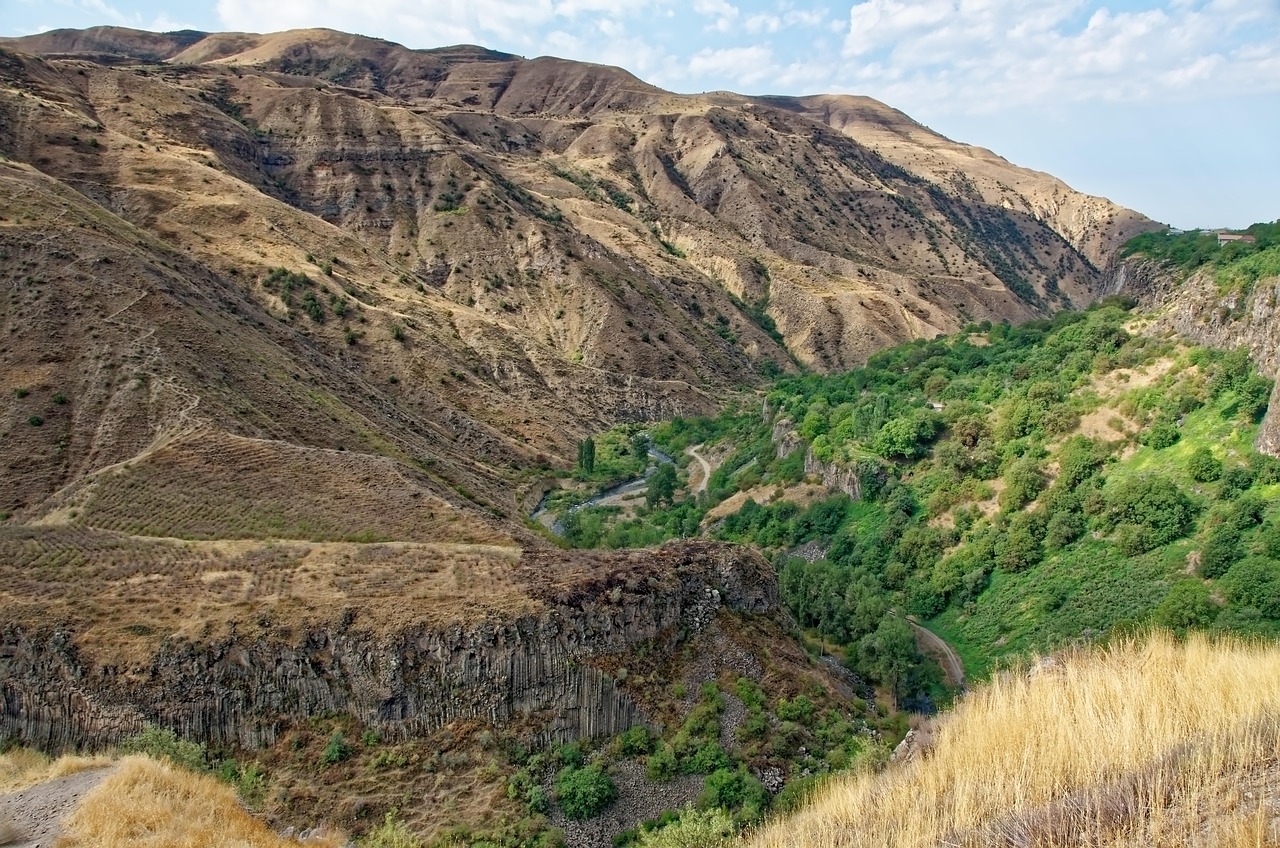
(688, 44, 776, 86)
(216, 0, 613, 47)
(837, 0, 1280, 112)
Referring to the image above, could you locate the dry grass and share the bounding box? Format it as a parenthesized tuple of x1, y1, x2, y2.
(748, 633, 1280, 848)
(0, 749, 111, 793)
(58, 755, 344, 848)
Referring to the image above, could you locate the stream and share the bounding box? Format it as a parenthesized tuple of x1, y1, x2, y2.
(531, 448, 674, 536)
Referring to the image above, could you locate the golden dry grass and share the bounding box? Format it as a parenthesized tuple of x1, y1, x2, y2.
(748, 633, 1280, 848)
(0, 749, 111, 793)
(58, 755, 344, 848)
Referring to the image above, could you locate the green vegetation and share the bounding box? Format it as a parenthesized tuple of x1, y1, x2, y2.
(321, 731, 352, 765)
(1122, 220, 1280, 296)
(546, 299, 1280, 692)
(118, 725, 266, 806)
(554, 763, 617, 820)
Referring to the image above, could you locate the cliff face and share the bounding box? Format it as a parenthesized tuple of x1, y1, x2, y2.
(1, 541, 778, 751)
(1114, 258, 1280, 455)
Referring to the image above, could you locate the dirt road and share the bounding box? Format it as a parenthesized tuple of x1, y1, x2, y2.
(0, 765, 115, 848)
(687, 444, 713, 495)
(907, 617, 966, 690)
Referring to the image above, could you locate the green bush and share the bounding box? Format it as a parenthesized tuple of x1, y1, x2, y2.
(1221, 558, 1280, 618)
(1140, 419, 1180, 450)
(555, 764, 617, 820)
(1106, 475, 1194, 548)
(646, 744, 678, 782)
(619, 725, 652, 757)
(119, 725, 208, 772)
(363, 812, 423, 848)
(634, 806, 734, 848)
(1154, 581, 1217, 630)
(1199, 527, 1242, 578)
(321, 731, 351, 765)
(775, 694, 814, 725)
(1188, 447, 1223, 483)
(698, 768, 767, 821)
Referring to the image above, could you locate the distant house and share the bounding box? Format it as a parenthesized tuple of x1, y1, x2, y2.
(1217, 232, 1258, 247)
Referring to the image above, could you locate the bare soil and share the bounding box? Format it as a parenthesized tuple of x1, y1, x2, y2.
(0, 766, 115, 848)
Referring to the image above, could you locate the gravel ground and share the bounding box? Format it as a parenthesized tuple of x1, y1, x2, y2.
(0, 766, 115, 848)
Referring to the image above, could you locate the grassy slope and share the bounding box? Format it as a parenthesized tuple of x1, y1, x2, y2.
(747, 632, 1280, 848)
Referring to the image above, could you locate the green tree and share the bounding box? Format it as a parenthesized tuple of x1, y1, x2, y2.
(555, 763, 617, 820)
(1154, 580, 1217, 630)
(1188, 447, 1222, 483)
(854, 615, 918, 708)
(1106, 475, 1195, 547)
(577, 437, 596, 473)
(1199, 526, 1242, 578)
(647, 463, 677, 508)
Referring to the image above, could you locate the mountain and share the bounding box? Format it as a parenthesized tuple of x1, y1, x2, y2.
(0, 25, 1165, 846)
(0, 26, 1156, 519)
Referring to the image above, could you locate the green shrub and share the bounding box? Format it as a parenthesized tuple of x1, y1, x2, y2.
(1188, 447, 1223, 483)
(363, 812, 423, 848)
(321, 731, 351, 765)
(619, 725, 652, 757)
(686, 741, 731, 775)
(646, 744, 678, 782)
(1221, 558, 1280, 618)
(1140, 419, 1180, 450)
(119, 726, 208, 772)
(1106, 476, 1194, 548)
(698, 768, 767, 820)
(775, 694, 814, 725)
(1219, 466, 1255, 498)
(634, 807, 734, 848)
(555, 764, 617, 820)
(1154, 581, 1217, 630)
(1200, 526, 1243, 578)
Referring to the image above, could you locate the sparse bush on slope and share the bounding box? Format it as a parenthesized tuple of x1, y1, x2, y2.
(747, 633, 1280, 848)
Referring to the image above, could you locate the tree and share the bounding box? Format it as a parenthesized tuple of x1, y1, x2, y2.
(1107, 475, 1195, 547)
(855, 614, 918, 708)
(577, 437, 596, 473)
(555, 763, 617, 820)
(1199, 526, 1242, 578)
(1187, 447, 1222, 483)
(647, 463, 677, 508)
(1222, 558, 1280, 618)
(1154, 580, 1217, 630)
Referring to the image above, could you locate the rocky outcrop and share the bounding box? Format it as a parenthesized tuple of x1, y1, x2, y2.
(1114, 257, 1280, 456)
(770, 417, 802, 459)
(1, 542, 777, 752)
(804, 450, 865, 501)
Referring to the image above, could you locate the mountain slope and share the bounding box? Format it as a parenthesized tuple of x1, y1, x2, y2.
(749, 633, 1280, 848)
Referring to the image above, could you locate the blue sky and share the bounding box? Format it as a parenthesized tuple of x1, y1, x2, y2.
(4, 0, 1278, 229)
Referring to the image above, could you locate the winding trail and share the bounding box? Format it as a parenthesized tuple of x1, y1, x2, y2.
(0, 765, 116, 848)
(687, 444, 713, 495)
(907, 616, 966, 690)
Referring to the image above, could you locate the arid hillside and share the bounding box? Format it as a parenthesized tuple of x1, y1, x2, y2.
(750, 633, 1280, 848)
(0, 26, 1157, 523)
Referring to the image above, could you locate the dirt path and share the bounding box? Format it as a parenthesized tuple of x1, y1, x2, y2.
(687, 444, 713, 495)
(0, 766, 115, 848)
(907, 617, 966, 690)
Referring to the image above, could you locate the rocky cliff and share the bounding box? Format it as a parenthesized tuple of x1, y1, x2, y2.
(1, 541, 778, 752)
(1114, 257, 1280, 455)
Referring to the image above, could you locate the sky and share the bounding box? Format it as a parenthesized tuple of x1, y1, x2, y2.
(3, 0, 1279, 229)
